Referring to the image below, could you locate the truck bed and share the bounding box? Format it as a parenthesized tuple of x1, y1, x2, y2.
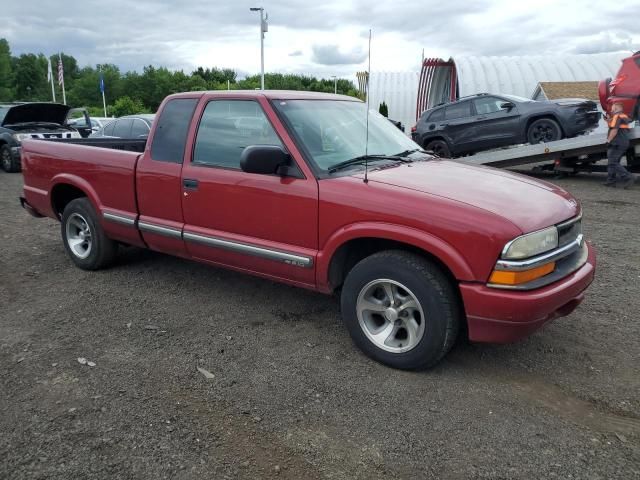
(20, 138, 141, 223)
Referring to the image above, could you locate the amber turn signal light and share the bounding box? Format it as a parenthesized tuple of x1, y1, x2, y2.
(489, 262, 555, 286)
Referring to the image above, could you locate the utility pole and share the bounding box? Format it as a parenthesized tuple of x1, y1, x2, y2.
(331, 75, 337, 94)
(250, 7, 268, 90)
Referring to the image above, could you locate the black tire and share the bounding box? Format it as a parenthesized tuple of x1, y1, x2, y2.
(1, 144, 21, 173)
(340, 250, 461, 370)
(527, 118, 562, 144)
(61, 198, 118, 270)
(425, 139, 451, 158)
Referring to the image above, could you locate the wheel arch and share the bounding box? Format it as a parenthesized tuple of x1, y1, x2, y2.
(50, 174, 101, 220)
(317, 223, 475, 294)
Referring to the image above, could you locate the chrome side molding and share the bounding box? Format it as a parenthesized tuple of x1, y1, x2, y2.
(183, 231, 313, 268)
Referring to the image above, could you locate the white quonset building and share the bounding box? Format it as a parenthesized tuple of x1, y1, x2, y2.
(365, 52, 626, 134)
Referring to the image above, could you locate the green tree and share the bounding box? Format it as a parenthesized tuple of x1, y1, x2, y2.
(110, 96, 147, 116)
(379, 101, 389, 117)
(0, 38, 13, 101)
(13, 54, 48, 101)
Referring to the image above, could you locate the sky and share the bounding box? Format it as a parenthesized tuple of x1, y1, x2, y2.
(3, 0, 639, 79)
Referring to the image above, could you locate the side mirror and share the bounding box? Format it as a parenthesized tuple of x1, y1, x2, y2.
(240, 145, 291, 176)
(500, 101, 515, 110)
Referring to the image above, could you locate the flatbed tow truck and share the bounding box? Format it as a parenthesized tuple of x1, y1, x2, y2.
(459, 126, 640, 174)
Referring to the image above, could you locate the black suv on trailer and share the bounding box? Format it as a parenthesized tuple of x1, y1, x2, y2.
(412, 93, 600, 157)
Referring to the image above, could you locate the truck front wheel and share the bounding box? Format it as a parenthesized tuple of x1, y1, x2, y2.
(61, 198, 118, 270)
(340, 250, 460, 370)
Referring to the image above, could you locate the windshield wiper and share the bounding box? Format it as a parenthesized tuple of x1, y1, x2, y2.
(328, 154, 412, 174)
(393, 148, 424, 157)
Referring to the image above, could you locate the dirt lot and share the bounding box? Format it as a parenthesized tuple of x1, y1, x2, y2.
(1, 169, 639, 479)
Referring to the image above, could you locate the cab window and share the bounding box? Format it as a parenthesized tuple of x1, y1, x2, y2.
(192, 100, 283, 169)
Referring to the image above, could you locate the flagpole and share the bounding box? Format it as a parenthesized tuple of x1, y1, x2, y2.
(47, 58, 56, 102)
(59, 53, 67, 105)
(99, 68, 107, 116)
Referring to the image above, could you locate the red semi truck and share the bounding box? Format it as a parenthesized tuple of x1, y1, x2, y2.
(599, 50, 640, 119)
(19, 90, 595, 369)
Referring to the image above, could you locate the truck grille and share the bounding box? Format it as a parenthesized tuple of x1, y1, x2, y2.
(557, 215, 582, 248)
(27, 132, 76, 139)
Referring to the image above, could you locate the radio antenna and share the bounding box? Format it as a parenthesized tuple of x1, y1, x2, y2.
(364, 29, 371, 184)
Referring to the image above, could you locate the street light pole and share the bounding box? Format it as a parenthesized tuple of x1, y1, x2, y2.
(331, 76, 337, 94)
(250, 7, 267, 90)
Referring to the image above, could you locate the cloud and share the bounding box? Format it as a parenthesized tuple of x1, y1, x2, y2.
(573, 32, 637, 54)
(311, 45, 367, 65)
(1, 0, 639, 75)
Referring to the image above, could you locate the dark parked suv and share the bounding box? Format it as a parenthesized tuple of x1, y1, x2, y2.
(412, 93, 600, 157)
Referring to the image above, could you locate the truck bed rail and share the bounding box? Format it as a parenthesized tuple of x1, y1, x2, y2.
(40, 137, 147, 153)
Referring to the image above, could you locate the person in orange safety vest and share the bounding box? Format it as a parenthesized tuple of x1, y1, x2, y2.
(604, 101, 635, 188)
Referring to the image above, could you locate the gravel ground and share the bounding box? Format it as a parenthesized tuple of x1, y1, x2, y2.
(1, 169, 639, 479)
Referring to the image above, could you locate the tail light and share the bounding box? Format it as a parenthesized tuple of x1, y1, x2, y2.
(410, 125, 417, 133)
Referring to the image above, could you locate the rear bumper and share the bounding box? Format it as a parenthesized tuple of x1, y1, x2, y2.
(460, 242, 596, 343)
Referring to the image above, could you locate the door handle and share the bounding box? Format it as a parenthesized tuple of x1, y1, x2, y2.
(439, 123, 448, 127)
(183, 179, 199, 190)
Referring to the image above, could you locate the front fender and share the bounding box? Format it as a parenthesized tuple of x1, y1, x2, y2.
(316, 221, 476, 292)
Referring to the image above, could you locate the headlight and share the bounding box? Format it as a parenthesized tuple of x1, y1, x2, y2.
(502, 226, 558, 260)
(12, 133, 33, 142)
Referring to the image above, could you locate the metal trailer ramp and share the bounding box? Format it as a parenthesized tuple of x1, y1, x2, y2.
(458, 127, 640, 171)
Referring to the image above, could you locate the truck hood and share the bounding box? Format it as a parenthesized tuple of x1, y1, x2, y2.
(1, 103, 71, 127)
(358, 159, 579, 233)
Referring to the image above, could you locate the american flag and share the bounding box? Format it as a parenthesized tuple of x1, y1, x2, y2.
(57, 54, 64, 86)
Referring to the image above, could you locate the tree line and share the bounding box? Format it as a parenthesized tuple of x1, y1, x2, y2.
(0, 38, 362, 117)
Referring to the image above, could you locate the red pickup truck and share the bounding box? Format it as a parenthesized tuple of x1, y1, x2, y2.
(20, 90, 595, 369)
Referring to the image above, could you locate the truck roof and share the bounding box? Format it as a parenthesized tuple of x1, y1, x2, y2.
(166, 90, 361, 102)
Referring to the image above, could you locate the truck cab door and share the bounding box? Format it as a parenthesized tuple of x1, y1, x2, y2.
(180, 96, 319, 288)
(135, 98, 199, 258)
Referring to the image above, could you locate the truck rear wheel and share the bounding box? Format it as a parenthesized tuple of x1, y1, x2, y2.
(61, 198, 118, 270)
(340, 250, 460, 370)
(1, 145, 20, 173)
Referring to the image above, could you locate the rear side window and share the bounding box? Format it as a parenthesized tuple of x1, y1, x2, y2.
(103, 122, 115, 136)
(192, 100, 283, 169)
(445, 102, 471, 120)
(131, 119, 150, 137)
(113, 119, 133, 137)
(427, 108, 444, 122)
(151, 98, 198, 163)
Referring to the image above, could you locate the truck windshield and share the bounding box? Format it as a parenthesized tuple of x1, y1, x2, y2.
(273, 100, 420, 173)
